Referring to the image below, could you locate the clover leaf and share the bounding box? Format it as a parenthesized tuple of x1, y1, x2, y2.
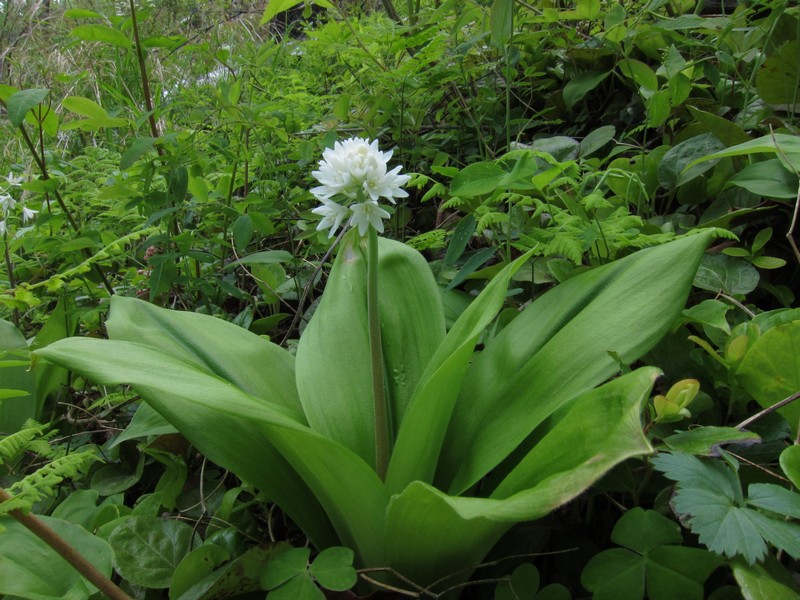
(260, 546, 357, 600)
(581, 508, 722, 600)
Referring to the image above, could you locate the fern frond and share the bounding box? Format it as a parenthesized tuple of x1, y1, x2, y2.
(0, 421, 52, 466)
(2, 449, 98, 516)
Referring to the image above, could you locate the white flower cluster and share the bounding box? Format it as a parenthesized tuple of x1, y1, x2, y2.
(310, 137, 410, 237)
(0, 172, 37, 238)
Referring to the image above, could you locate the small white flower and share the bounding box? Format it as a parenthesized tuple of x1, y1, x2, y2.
(310, 137, 409, 237)
(0, 220, 6, 236)
(5, 172, 23, 187)
(21, 206, 38, 223)
(311, 198, 351, 238)
(349, 201, 391, 236)
(311, 137, 410, 203)
(0, 194, 15, 215)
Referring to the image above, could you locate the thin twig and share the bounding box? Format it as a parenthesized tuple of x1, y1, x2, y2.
(717, 291, 756, 318)
(736, 391, 800, 431)
(0, 488, 133, 600)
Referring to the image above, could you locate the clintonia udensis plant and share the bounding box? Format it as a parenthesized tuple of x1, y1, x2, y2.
(37, 137, 715, 594)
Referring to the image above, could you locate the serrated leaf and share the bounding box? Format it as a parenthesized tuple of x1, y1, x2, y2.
(747, 484, 800, 519)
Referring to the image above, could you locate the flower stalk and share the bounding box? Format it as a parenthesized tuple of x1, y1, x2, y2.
(368, 226, 389, 479)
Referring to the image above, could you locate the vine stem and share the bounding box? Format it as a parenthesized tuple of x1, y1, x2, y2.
(368, 227, 389, 479)
(0, 488, 132, 600)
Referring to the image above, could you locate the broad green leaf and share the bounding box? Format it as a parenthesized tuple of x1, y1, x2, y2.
(445, 247, 496, 291)
(582, 508, 722, 600)
(385, 368, 655, 586)
(658, 134, 726, 190)
(37, 335, 386, 565)
(780, 446, 800, 489)
(268, 573, 323, 600)
(755, 41, 800, 106)
(686, 106, 752, 146)
(693, 254, 759, 296)
(120, 137, 156, 169)
(296, 232, 445, 466)
(682, 299, 731, 334)
(261, 547, 310, 589)
(441, 232, 713, 494)
(732, 559, 800, 600)
(748, 483, 800, 519)
(70, 24, 132, 49)
(6, 88, 49, 127)
(645, 90, 671, 128)
(726, 159, 799, 199)
(64, 8, 102, 18)
(444, 214, 476, 266)
(225, 250, 295, 268)
(170, 544, 230, 600)
(687, 133, 800, 174)
(61, 96, 108, 119)
(576, 0, 601, 19)
(309, 547, 357, 591)
(663, 427, 761, 456)
(387, 251, 534, 494)
(563, 71, 611, 110)
(0, 515, 113, 600)
(736, 321, 800, 434)
(450, 162, 506, 196)
(111, 402, 177, 447)
(490, 0, 514, 48)
(579, 124, 616, 157)
(0, 319, 36, 432)
(619, 59, 658, 91)
(109, 516, 196, 588)
(50, 489, 101, 529)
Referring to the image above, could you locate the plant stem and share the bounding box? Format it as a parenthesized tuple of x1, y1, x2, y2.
(2, 233, 19, 327)
(0, 488, 132, 600)
(367, 227, 389, 479)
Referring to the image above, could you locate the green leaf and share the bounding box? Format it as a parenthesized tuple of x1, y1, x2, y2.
(682, 299, 731, 334)
(693, 254, 759, 296)
(658, 134, 726, 190)
(61, 96, 108, 119)
(111, 402, 177, 447)
(225, 250, 294, 269)
(296, 231, 445, 468)
(582, 508, 722, 600)
(779, 446, 800, 489)
(0, 515, 113, 600)
(576, 0, 601, 19)
(747, 484, 800, 519)
(6, 88, 49, 127)
(619, 59, 658, 91)
(445, 214, 476, 266)
(232, 214, 254, 251)
(268, 573, 324, 600)
(0, 320, 37, 432)
(726, 159, 799, 199)
(440, 232, 713, 494)
(446, 247, 496, 291)
(755, 41, 800, 107)
(120, 137, 156, 170)
(450, 162, 506, 196)
(563, 71, 611, 110)
(170, 544, 230, 600)
(309, 547, 357, 591)
(490, 0, 514, 48)
(70, 24, 132, 49)
(736, 321, 800, 434)
(686, 133, 800, 174)
(732, 559, 800, 600)
(579, 125, 616, 158)
(108, 515, 196, 588)
(652, 453, 800, 564)
(385, 368, 656, 586)
(261, 547, 310, 590)
(663, 427, 761, 456)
